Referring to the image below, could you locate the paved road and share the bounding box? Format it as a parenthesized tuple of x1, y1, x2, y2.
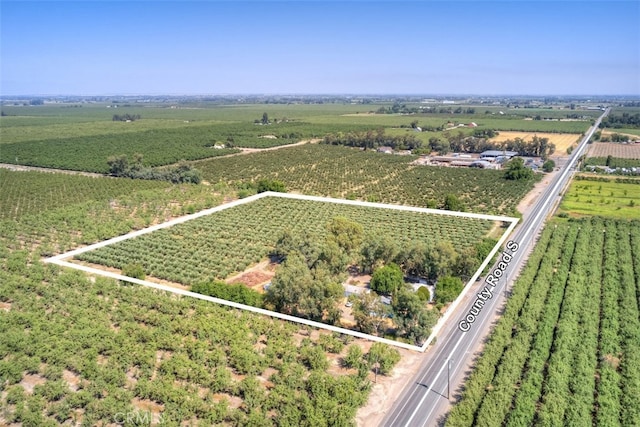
(382, 109, 609, 427)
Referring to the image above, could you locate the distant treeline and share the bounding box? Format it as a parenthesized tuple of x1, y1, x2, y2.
(322, 129, 422, 150)
(600, 112, 640, 129)
(107, 154, 202, 183)
(375, 103, 477, 115)
(429, 132, 555, 159)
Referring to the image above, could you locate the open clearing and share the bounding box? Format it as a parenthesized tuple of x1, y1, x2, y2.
(489, 131, 581, 154)
(587, 142, 640, 159)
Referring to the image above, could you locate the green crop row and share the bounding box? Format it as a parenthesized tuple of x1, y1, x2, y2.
(198, 144, 539, 215)
(76, 196, 494, 285)
(0, 170, 171, 221)
(446, 217, 640, 427)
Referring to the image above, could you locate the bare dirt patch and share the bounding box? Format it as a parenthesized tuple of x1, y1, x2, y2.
(63, 369, 81, 392)
(132, 398, 164, 414)
(0, 301, 11, 312)
(20, 373, 46, 394)
(125, 367, 140, 389)
(226, 259, 276, 290)
(356, 347, 425, 426)
(490, 131, 581, 155)
(516, 171, 557, 214)
(212, 393, 243, 409)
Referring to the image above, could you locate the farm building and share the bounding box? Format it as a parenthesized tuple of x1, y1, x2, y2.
(480, 150, 518, 160)
(470, 160, 499, 169)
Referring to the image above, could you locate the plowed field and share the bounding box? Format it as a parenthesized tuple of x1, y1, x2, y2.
(587, 142, 640, 159)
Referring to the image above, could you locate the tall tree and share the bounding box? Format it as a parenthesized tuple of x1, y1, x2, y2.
(370, 263, 404, 295)
(352, 291, 390, 335)
(326, 217, 363, 257)
(392, 287, 438, 345)
(504, 157, 533, 180)
(429, 241, 458, 279)
(359, 233, 399, 274)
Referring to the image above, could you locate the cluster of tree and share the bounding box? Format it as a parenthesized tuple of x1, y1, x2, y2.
(473, 129, 498, 138)
(395, 120, 441, 132)
(191, 280, 263, 307)
(360, 235, 492, 282)
(343, 342, 401, 378)
(375, 102, 415, 114)
(112, 113, 141, 122)
(257, 179, 286, 193)
(600, 112, 640, 129)
(373, 103, 478, 115)
(601, 133, 631, 142)
(266, 217, 496, 344)
(235, 179, 286, 199)
(349, 279, 439, 345)
(438, 132, 555, 159)
(265, 217, 362, 322)
(504, 157, 534, 180)
(542, 159, 556, 173)
(107, 154, 202, 184)
(322, 128, 422, 151)
(435, 276, 464, 304)
(254, 112, 271, 125)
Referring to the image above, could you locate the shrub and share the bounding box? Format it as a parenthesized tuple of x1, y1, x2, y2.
(416, 286, 431, 302)
(370, 263, 404, 295)
(435, 275, 464, 304)
(122, 263, 145, 280)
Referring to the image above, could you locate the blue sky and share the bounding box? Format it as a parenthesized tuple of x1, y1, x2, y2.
(1, 1, 639, 95)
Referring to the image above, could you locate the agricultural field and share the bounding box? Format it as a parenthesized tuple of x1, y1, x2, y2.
(0, 260, 379, 426)
(197, 144, 540, 215)
(75, 195, 496, 286)
(559, 177, 640, 219)
(489, 131, 581, 154)
(0, 99, 593, 425)
(0, 170, 225, 255)
(0, 103, 380, 172)
(446, 217, 640, 427)
(587, 142, 640, 159)
(0, 169, 170, 221)
(1, 102, 594, 173)
(0, 169, 405, 426)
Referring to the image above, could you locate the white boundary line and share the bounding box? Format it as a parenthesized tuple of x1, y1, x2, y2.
(44, 192, 518, 352)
